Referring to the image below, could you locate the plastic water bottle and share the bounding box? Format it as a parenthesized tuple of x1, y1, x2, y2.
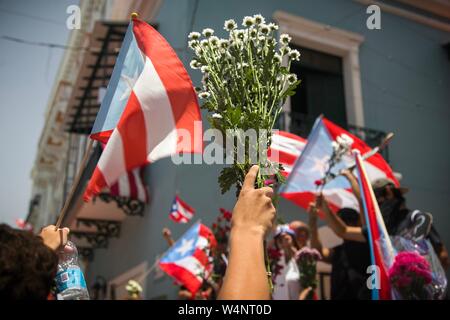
(55, 241, 90, 300)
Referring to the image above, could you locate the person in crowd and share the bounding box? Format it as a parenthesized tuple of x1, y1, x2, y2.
(289, 220, 310, 249)
(0, 224, 69, 300)
(309, 197, 371, 299)
(371, 178, 449, 270)
(272, 224, 301, 300)
(218, 165, 276, 300)
(162, 227, 175, 247)
(334, 169, 449, 271)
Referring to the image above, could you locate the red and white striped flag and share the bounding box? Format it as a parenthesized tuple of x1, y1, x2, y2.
(84, 17, 202, 201)
(354, 150, 394, 300)
(170, 195, 195, 223)
(279, 117, 399, 213)
(268, 130, 307, 176)
(109, 167, 148, 203)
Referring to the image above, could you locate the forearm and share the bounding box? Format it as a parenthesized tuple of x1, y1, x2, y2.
(218, 227, 270, 300)
(322, 204, 347, 238)
(309, 216, 322, 253)
(344, 173, 365, 226)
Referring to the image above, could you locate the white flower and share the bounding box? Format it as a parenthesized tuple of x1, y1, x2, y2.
(268, 22, 279, 31)
(273, 53, 282, 63)
(209, 36, 219, 46)
(242, 16, 255, 27)
(232, 29, 245, 40)
(219, 39, 229, 49)
(253, 14, 265, 25)
(340, 134, 354, 147)
(280, 46, 291, 55)
(259, 23, 270, 35)
(200, 65, 209, 73)
(188, 32, 201, 40)
(199, 91, 210, 99)
(276, 74, 286, 83)
(250, 28, 258, 38)
(126, 280, 142, 293)
(212, 113, 223, 119)
(195, 47, 203, 55)
(289, 49, 301, 61)
(188, 40, 199, 49)
(280, 33, 292, 45)
(202, 28, 214, 37)
(287, 73, 297, 84)
(224, 19, 237, 31)
(236, 62, 249, 69)
(200, 39, 209, 47)
(190, 60, 199, 69)
(230, 39, 241, 47)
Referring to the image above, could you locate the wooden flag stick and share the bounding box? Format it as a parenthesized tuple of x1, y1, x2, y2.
(55, 139, 94, 230)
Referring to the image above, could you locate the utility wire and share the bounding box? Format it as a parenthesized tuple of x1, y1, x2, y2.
(0, 7, 65, 26)
(0, 35, 95, 52)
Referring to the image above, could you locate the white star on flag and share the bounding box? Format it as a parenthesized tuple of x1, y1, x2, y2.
(175, 238, 194, 256)
(310, 155, 329, 175)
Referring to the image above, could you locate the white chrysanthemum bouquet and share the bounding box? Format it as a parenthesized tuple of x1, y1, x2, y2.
(188, 14, 301, 194)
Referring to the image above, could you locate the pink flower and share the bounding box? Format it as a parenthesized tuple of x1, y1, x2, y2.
(296, 247, 322, 262)
(388, 251, 433, 296)
(220, 208, 232, 221)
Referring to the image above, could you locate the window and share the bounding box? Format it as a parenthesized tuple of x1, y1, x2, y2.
(274, 11, 365, 135)
(289, 46, 347, 136)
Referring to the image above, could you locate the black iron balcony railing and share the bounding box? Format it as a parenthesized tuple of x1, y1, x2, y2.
(276, 112, 390, 162)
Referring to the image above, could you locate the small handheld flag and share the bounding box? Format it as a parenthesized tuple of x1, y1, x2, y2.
(159, 221, 217, 294)
(170, 195, 195, 223)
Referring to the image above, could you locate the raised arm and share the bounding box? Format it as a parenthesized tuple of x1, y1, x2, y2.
(162, 227, 175, 247)
(316, 194, 366, 243)
(308, 202, 332, 263)
(341, 169, 366, 226)
(218, 165, 276, 300)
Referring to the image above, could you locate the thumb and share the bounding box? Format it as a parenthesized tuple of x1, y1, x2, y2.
(242, 165, 259, 191)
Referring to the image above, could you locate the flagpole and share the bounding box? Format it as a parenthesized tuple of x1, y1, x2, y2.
(55, 138, 94, 229)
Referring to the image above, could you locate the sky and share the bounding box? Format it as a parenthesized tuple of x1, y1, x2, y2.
(0, 0, 77, 226)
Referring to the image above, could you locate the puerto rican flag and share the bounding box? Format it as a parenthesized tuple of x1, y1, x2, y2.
(109, 167, 149, 203)
(354, 150, 394, 300)
(84, 17, 202, 201)
(169, 195, 195, 223)
(279, 116, 399, 213)
(159, 221, 217, 294)
(98, 143, 149, 203)
(268, 130, 307, 176)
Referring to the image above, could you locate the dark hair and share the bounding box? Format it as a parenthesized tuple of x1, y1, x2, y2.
(0, 224, 58, 300)
(337, 208, 360, 227)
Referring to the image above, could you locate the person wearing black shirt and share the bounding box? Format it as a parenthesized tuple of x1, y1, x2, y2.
(371, 178, 449, 271)
(309, 197, 371, 299)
